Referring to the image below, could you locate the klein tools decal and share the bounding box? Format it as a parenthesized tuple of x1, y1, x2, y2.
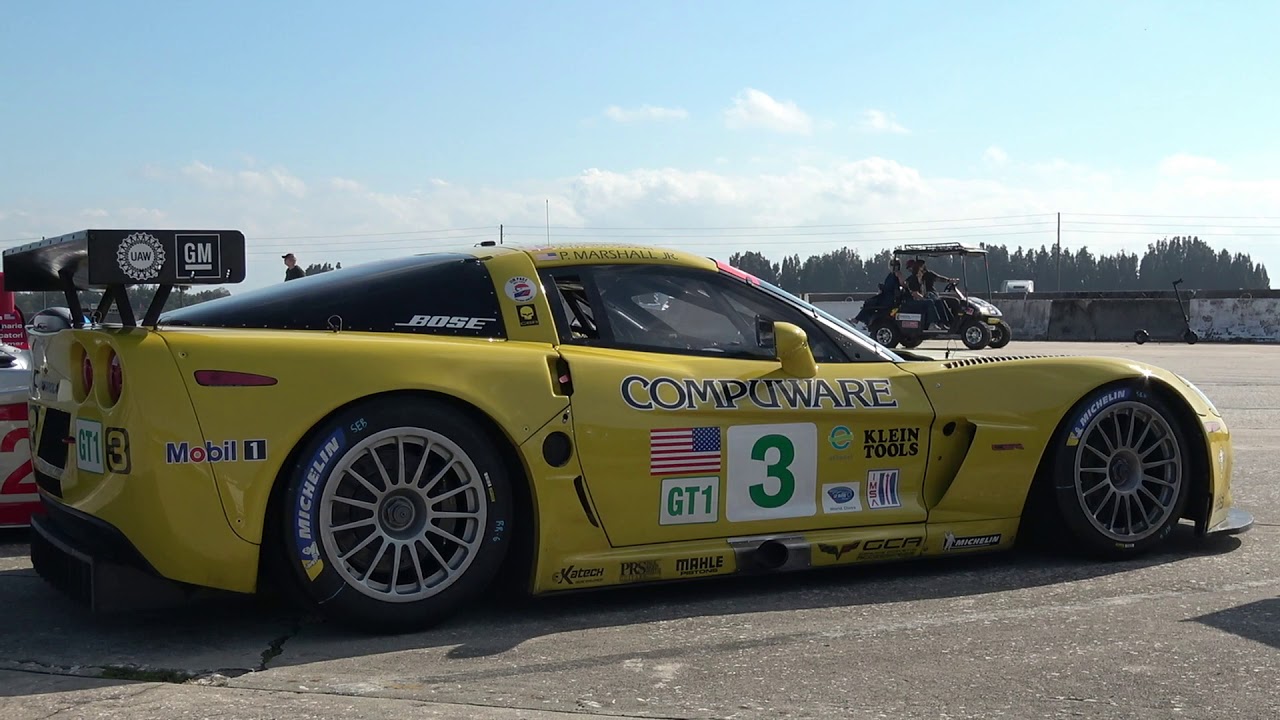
(861, 427, 920, 459)
(621, 375, 898, 411)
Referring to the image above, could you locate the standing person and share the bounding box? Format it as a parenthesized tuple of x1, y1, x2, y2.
(282, 253, 305, 281)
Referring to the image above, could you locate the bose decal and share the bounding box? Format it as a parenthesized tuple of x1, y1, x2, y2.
(395, 315, 496, 329)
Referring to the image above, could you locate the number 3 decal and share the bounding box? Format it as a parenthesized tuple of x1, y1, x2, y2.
(727, 423, 816, 522)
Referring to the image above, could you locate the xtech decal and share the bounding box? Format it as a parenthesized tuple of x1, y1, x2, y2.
(552, 564, 605, 586)
(294, 429, 346, 581)
(862, 427, 920, 459)
(621, 375, 898, 411)
(944, 531, 1002, 551)
(1066, 389, 1131, 446)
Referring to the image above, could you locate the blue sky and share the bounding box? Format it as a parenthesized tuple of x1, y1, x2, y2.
(3, 1, 1278, 290)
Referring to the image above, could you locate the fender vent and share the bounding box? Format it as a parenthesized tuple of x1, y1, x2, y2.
(942, 354, 1065, 369)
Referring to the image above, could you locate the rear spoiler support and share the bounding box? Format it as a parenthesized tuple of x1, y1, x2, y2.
(2, 230, 245, 328)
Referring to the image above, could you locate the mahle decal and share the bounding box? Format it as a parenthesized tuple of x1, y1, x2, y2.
(621, 375, 897, 411)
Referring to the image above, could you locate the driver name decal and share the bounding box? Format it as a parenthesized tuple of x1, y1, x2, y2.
(621, 375, 897, 411)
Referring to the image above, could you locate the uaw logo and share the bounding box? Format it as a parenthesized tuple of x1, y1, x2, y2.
(116, 232, 166, 281)
(552, 564, 605, 585)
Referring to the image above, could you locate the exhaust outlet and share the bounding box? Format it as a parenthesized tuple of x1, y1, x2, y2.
(753, 539, 790, 570)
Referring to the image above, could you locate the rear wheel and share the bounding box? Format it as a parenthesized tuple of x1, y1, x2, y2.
(871, 320, 900, 348)
(1049, 383, 1191, 558)
(281, 396, 514, 632)
(960, 319, 991, 350)
(988, 320, 1012, 349)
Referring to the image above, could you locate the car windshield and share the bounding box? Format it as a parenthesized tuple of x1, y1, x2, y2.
(753, 278, 905, 363)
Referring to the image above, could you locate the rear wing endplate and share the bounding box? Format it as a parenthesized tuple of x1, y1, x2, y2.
(1, 229, 245, 327)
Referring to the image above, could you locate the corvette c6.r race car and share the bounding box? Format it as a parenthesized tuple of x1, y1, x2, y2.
(3, 229, 1253, 632)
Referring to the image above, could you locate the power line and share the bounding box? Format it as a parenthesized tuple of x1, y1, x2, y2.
(503, 212, 1054, 231)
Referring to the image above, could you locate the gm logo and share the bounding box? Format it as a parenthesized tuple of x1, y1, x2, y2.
(176, 233, 222, 279)
(829, 425, 853, 451)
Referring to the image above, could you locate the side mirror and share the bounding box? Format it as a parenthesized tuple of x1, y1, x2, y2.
(755, 315, 775, 350)
(772, 321, 817, 378)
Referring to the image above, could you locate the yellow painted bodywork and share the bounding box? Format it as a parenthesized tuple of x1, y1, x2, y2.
(27, 241, 1237, 598)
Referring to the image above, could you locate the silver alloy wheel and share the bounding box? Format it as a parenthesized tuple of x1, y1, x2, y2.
(1072, 401, 1183, 542)
(875, 326, 894, 345)
(317, 427, 487, 603)
(964, 324, 985, 346)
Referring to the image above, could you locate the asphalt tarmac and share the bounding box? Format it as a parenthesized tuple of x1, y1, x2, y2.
(2, 341, 1277, 719)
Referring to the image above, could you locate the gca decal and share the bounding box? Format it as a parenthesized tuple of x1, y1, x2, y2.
(395, 315, 496, 329)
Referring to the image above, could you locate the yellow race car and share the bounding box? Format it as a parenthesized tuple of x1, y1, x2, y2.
(3, 229, 1252, 632)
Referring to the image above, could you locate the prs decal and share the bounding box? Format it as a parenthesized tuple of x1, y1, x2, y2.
(621, 375, 898, 411)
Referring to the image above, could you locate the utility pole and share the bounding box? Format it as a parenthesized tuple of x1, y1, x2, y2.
(1056, 212, 1062, 291)
(499, 224, 503, 244)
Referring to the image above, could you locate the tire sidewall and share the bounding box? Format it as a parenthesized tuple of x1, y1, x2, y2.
(1050, 382, 1191, 556)
(961, 319, 990, 349)
(281, 397, 513, 629)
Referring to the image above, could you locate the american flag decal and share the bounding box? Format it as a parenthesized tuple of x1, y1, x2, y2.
(650, 427, 722, 476)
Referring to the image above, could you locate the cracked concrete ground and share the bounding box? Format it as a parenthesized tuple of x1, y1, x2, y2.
(1, 341, 1278, 719)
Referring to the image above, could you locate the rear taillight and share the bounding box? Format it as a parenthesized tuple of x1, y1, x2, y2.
(108, 351, 123, 403)
(82, 354, 94, 394)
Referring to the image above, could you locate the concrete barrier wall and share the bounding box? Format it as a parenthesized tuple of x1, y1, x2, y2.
(809, 295, 1280, 344)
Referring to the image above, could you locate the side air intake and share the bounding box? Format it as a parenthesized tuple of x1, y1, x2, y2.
(942, 354, 1066, 369)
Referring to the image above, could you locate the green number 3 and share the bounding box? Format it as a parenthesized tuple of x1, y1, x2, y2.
(749, 434, 795, 508)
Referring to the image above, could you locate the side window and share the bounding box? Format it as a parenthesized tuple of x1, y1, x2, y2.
(542, 265, 845, 362)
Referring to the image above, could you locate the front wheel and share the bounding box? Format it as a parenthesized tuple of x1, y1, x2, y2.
(281, 396, 514, 632)
(960, 319, 991, 350)
(871, 320, 900, 348)
(988, 320, 1012, 349)
(1049, 383, 1191, 559)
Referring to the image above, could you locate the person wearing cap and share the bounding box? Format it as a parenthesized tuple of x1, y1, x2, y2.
(283, 253, 305, 281)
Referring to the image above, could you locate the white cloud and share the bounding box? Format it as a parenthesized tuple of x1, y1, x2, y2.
(857, 109, 909, 135)
(1159, 153, 1228, 177)
(983, 146, 1009, 165)
(724, 88, 813, 134)
(4, 153, 1277, 290)
(603, 104, 689, 123)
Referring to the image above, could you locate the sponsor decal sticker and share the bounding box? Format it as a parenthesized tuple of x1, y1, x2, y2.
(517, 304, 539, 326)
(828, 425, 853, 450)
(821, 482, 862, 513)
(565, 248, 677, 261)
(726, 423, 817, 522)
(175, 233, 222, 279)
(619, 560, 661, 582)
(75, 418, 104, 474)
(621, 375, 898, 411)
(105, 427, 131, 474)
(395, 314, 496, 330)
(553, 564, 605, 585)
(943, 531, 1002, 551)
(116, 232, 166, 281)
(675, 555, 725, 577)
(505, 276, 537, 302)
(650, 427, 721, 475)
(1066, 389, 1131, 446)
(858, 536, 923, 559)
(659, 476, 718, 525)
(817, 541, 859, 560)
(866, 469, 901, 509)
(165, 439, 267, 464)
(294, 429, 346, 581)
(862, 427, 920, 459)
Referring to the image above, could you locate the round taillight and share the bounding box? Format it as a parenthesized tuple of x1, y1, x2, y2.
(108, 351, 122, 402)
(82, 354, 94, 394)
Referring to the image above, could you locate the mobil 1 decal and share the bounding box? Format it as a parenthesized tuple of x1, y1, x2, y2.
(621, 375, 898, 411)
(726, 422, 817, 522)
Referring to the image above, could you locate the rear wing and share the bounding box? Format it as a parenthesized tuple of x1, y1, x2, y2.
(1, 229, 246, 328)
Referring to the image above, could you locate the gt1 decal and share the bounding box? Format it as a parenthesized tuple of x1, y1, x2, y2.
(517, 304, 539, 326)
(659, 476, 718, 525)
(75, 418, 104, 474)
(944, 531, 1002, 551)
(821, 482, 862, 513)
(395, 315, 496, 330)
(621, 375, 897, 411)
(862, 427, 920, 459)
(866, 469, 901, 509)
(165, 439, 267, 464)
(505, 276, 537, 302)
(675, 555, 725, 577)
(726, 423, 817, 522)
(1066, 388, 1131, 446)
(295, 429, 346, 581)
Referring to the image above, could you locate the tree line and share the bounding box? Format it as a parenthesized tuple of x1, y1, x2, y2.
(728, 235, 1270, 294)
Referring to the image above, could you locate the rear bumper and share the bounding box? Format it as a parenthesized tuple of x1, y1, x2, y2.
(30, 496, 194, 612)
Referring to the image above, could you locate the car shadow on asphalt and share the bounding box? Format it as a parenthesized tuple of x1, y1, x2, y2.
(0, 523, 1247, 697)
